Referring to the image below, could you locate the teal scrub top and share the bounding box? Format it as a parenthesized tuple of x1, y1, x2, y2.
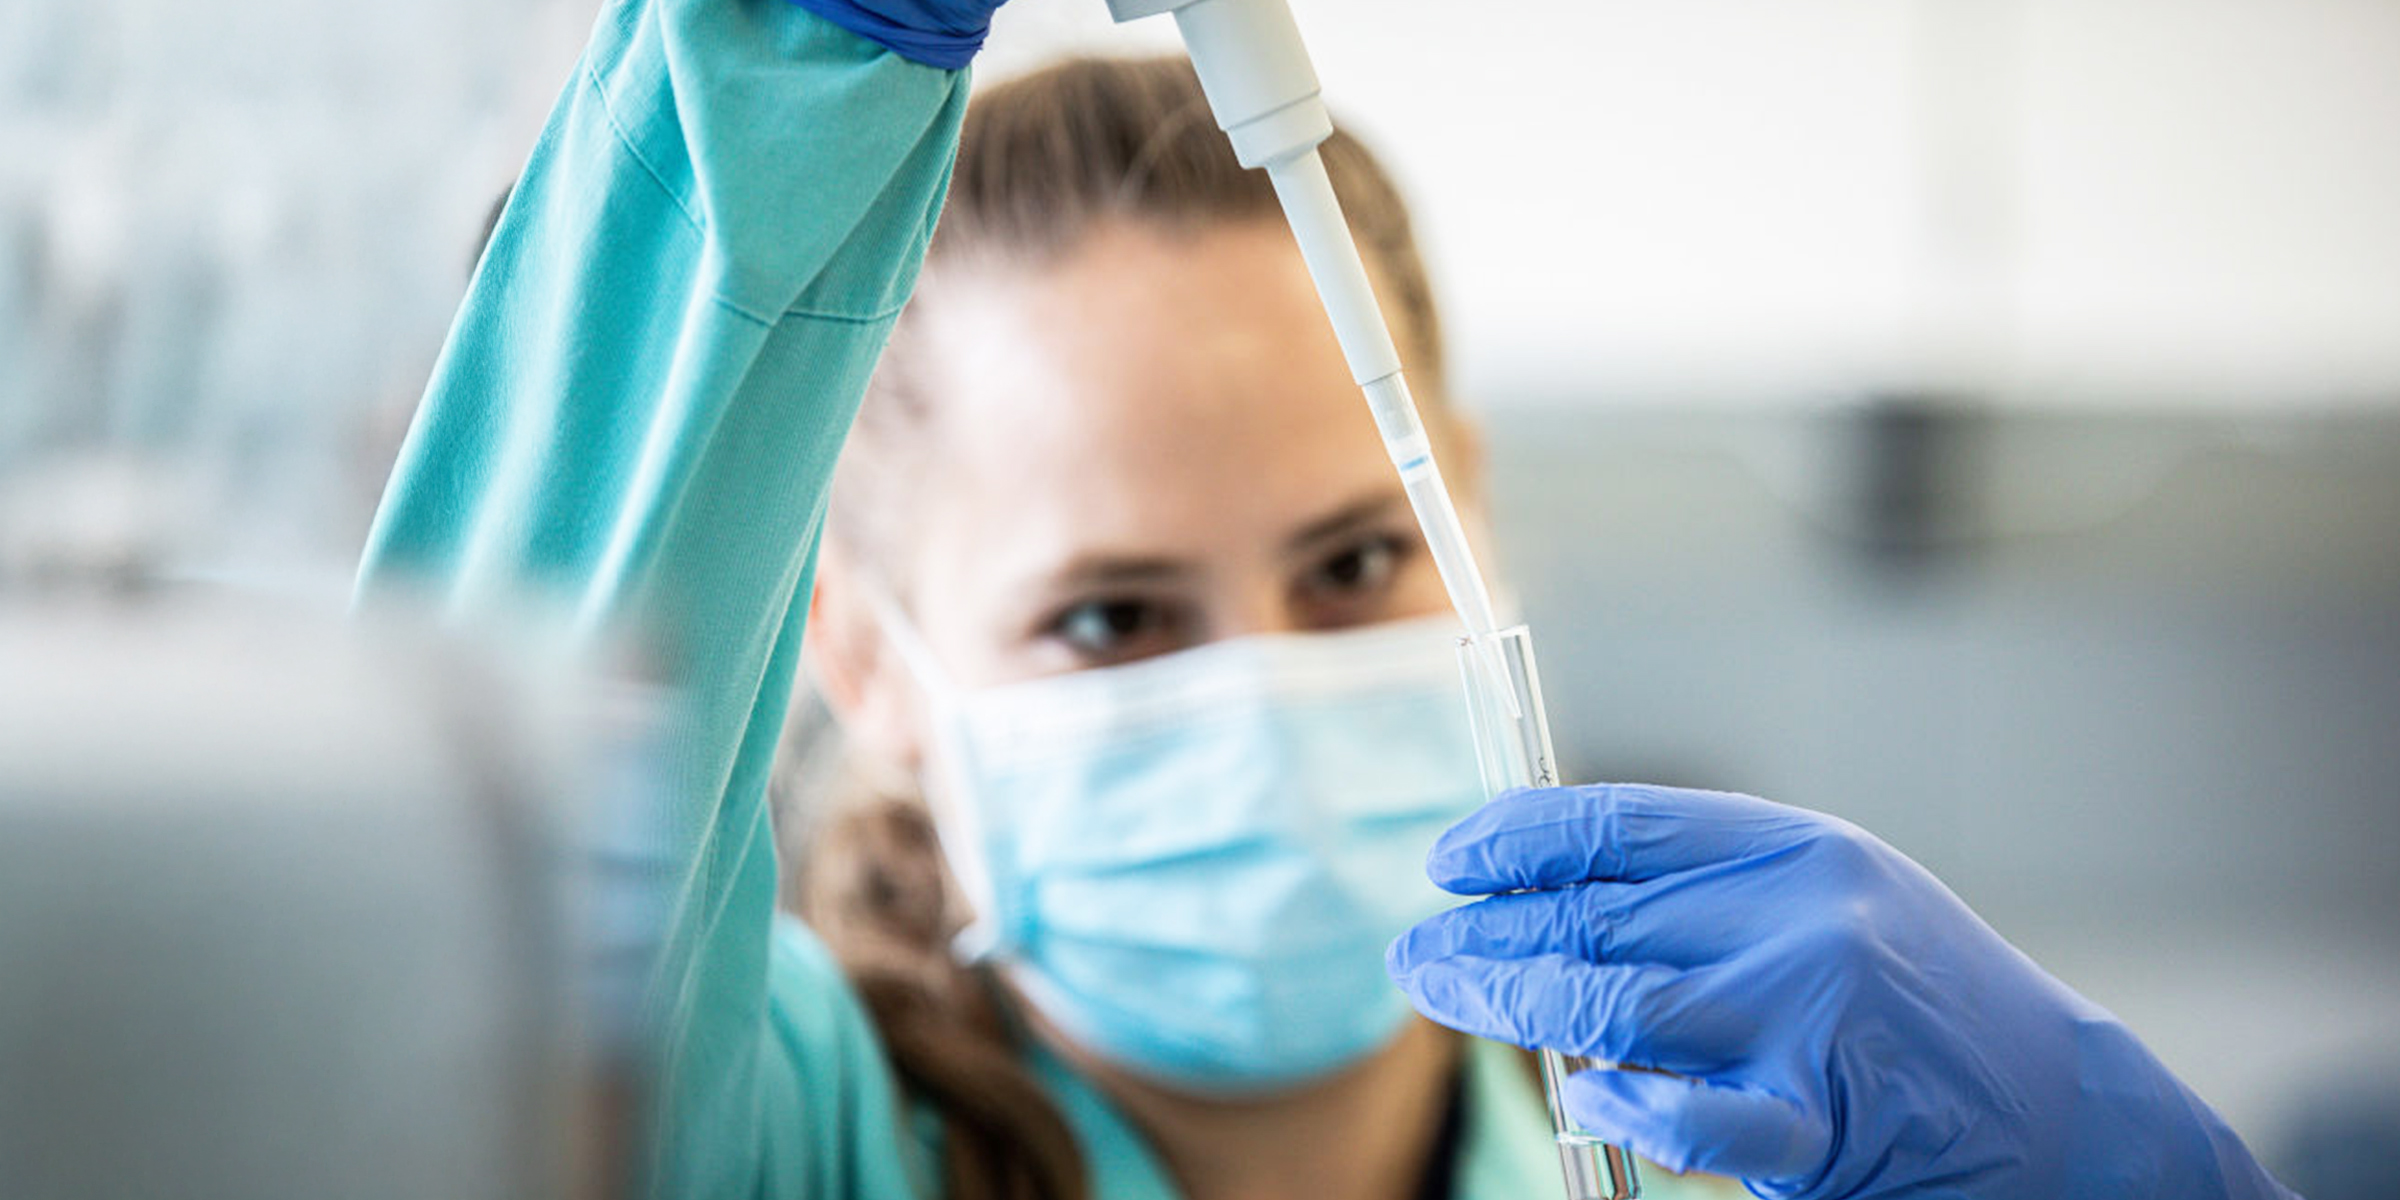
(357, 2, 1732, 1197)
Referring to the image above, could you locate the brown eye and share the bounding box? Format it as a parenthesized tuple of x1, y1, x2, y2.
(1293, 532, 1417, 630)
(1309, 534, 1405, 596)
(1046, 597, 1186, 665)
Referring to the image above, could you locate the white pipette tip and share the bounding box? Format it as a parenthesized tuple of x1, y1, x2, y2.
(1366, 376, 1522, 722)
(1404, 487, 1520, 720)
(1463, 623, 1523, 722)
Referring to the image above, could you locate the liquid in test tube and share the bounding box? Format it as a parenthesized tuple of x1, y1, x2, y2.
(1456, 625, 1641, 1200)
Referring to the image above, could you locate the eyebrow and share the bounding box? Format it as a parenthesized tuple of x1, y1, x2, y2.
(1037, 490, 1412, 595)
(1046, 554, 1194, 591)
(1282, 490, 1410, 556)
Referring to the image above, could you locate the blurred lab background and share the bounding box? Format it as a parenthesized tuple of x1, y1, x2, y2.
(3, 0, 2395, 1195)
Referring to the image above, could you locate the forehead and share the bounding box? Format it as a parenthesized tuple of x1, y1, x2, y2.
(901, 221, 1402, 594)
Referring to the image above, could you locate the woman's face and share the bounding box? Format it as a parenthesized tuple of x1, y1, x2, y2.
(812, 218, 1478, 765)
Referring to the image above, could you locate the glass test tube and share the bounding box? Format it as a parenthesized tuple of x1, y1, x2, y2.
(1457, 626, 1641, 1200)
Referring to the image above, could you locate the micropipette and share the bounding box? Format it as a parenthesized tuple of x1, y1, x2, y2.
(1102, 2, 1640, 1196)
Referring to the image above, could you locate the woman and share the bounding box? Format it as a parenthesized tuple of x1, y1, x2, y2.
(779, 52, 1737, 1200)
(360, 2, 2293, 1198)
(363, 2, 1699, 1195)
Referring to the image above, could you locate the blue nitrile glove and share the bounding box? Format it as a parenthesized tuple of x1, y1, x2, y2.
(1386, 784, 2298, 1200)
(785, 0, 1008, 69)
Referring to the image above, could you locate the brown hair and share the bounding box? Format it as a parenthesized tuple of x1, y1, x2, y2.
(783, 55, 1451, 1200)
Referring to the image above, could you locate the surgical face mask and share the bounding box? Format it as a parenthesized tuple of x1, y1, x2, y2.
(876, 608, 1486, 1094)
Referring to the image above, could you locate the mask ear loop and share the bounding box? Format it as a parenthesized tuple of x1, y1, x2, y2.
(857, 582, 1010, 963)
(859, 581, 948, 696)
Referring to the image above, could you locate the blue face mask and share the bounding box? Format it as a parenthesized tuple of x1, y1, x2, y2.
(878, 612, 1486, 1094)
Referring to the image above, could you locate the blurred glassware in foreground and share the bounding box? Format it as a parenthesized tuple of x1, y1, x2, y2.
(0, 591, 671, 1200)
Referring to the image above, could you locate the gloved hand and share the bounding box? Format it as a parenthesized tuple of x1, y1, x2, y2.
(1385, 784, 2297, 1199)
(785, 0, 1009, 70)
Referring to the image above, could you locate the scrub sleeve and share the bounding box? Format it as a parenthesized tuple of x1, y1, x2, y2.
(357, 1, 964, 1196)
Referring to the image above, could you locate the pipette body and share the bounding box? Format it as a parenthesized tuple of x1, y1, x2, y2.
(1106, 0, 1515, 697)
(1103, 2, 1640, 1197)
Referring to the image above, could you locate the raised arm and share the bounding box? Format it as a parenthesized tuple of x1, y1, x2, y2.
(357, 1, 979, 1194)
